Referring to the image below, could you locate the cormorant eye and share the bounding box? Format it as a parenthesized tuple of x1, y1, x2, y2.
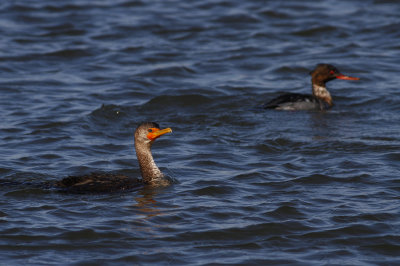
(148, 129, 153, 133)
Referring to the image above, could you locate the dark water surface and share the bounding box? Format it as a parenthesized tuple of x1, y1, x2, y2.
(1, 0, 400, 265)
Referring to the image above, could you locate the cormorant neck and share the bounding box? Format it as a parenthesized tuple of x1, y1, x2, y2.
(134, 141, 163, 184)
(312, 83, 332, 107)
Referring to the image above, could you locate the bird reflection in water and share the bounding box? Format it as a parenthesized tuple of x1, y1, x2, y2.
(134, 188, 161, 220)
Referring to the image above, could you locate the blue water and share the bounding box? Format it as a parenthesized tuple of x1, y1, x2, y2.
(1, 0, 400, 265)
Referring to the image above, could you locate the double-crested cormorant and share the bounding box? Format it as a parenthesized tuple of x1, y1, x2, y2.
(56, 122, 172, 193)
(263, 64, 360, 111)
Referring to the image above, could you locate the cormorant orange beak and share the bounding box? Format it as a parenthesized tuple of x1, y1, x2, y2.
(147, 127, 172, 141)
(336, 74, 360, 80)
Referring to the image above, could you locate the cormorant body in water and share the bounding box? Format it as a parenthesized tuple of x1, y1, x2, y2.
(263, 64, 359, 111)
(56, 122, 172, 193)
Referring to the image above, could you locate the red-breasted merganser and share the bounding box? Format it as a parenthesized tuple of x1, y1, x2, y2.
(56, 122, 173, 193)
(263, 64, 359, 111)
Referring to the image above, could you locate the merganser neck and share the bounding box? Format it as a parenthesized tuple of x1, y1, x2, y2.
(312, 84, 332, 107)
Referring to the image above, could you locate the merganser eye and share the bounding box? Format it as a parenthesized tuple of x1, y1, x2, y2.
(330, 70, 335, 75)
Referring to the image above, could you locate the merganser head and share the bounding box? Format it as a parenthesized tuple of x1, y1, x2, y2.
(135, 122, 172, 145)
(310, 64, 359, 86)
